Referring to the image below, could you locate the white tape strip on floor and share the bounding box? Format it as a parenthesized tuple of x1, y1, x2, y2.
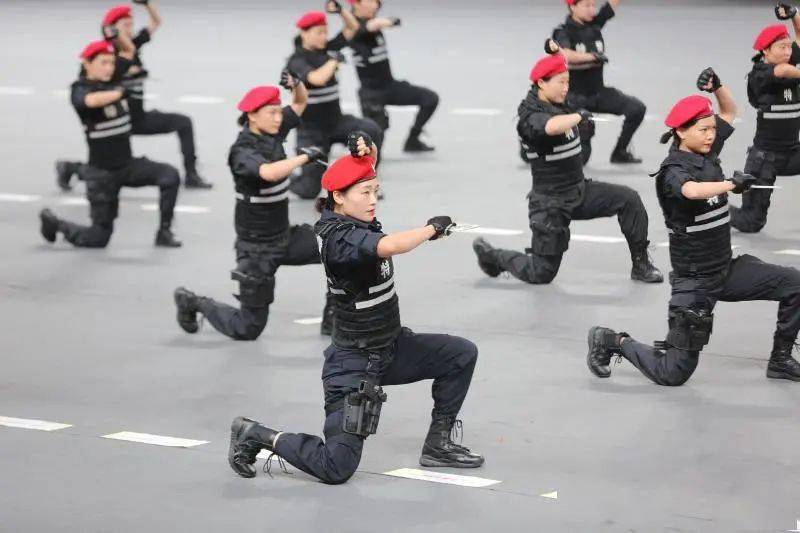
(571, 234, 626, 244)
(50, 89, 69, 98)
(102, 431, 208, 448)
(59, 197, 89, 206)
(141, 204, 210, 214)
(455, 227, 524, 236)
(775, 249, 800, 256)
(177, 95, 225, 104)
(383, 468, 501, 488)
(294, 317, 323, 325)
(540, 491, 558, 500)
(451, 108, 503, 116)
(0, 86, 34, 96)
(0, 416, 72, 431)
(0, 193, 41, 202)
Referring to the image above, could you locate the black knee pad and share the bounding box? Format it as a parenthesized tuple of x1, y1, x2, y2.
(422, 89, 440, 109)
(232, 271, 275, 308)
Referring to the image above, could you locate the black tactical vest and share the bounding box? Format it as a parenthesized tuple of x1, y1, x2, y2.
(316, 216, 402, 351)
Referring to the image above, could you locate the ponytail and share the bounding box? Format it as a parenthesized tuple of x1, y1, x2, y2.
(237, 112, 248, 127)
(659, 130, 675, 145)
(315, 192, 334, 214)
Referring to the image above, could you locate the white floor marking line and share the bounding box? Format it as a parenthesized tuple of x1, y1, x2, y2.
(571, 234, 626, 244)
(50, 89, 69, 98)
(58, 197, 89, 206)
(383, 468, 501, 488)
(451, 108, 503, 116)
(656, 241, 669, 248)
(0, 193, 41, 202)
(0, 416, 72, 431)
(294, 317, 323, 325)
(540, 491, 558, 500)
(455, 227, 524, 236)
(775, 249, 800, 256)
(0, 86, 35, 95)
(385, 105, 417, 113)
(144, 93, 160, 101)
(177, 95, 225, 104)
(141, 204, 210, 214)
(101, 431, 208, 448)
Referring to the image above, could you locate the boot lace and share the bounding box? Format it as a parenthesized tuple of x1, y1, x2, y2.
(262, 452, 291, 478)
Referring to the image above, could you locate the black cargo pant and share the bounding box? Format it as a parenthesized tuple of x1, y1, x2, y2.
(493, 180, 649, 284)
(290, 115, 384, 199)
(621, 255, 800, 386)
(59, 157, 179, 248)
(570, 87, 646, 163)
(273, 328, 478, 484)
(132, 109, 197, 175)
(358, 80, 439, 136)
(198, 225, 321, 341)
(730, 145, 800, 233)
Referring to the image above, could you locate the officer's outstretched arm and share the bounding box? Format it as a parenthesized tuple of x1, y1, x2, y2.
(544, 114, 582, 136)
(376, 227, 436, 258)
(559, 47, 598, 65)
(84, 89, 125, 108)
(307, 60, 339, 86)
(773, 63, 800, 79)
(366, 18, 400, 32)
(258, 155, 313, 183)
(681, 181, 734, 200)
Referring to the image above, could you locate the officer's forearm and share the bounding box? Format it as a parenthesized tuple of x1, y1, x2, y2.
(290, 84, 308, 116)
(608, 0, 620, 9)
(545, 114, 582, 136)
(376, 227, 435, 258)
(146, 2, 162, 34)
(713, 85, 737, 125)
(307, 61, 338, 86)
(85, 90, 124, 108)
(774, 63, 800, 79)
(340, 8, 360, 33)
(560, 48, 595, 64)
(681, 181, 734, 200)
(366, 18, 395, 32)
(258, 156, 308, 182)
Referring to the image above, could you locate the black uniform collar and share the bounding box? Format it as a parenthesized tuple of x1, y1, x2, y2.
(665, 145, 708, 169)
(237, 125, 277, 144)
(520, 88, 570, 115)
(319, 208, 382, 231)
(564, 14, 585, 29)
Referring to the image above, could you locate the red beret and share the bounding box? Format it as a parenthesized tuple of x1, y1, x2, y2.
(102, 5, 132, 26)
(296, 11, 327, 30)
(237, 86, 281, 112)
(664, 95, 714, 129)
(530, 54, 568, 83)
(321, 155, 377, 192)
(564, 0, 580, 5)
(80, 40, 115, 60)
(753, 24, 790, 51)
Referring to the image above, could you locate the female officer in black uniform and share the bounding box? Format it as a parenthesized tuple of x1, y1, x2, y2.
(551, 0, 645, 164)
(57, 1, 213, 190)
(173, 78, 334, 340)
(473, 53, 662, 285)
(286, 8, 384, 199)
(227, 134, 484, 484)
(345, 0, 440, 152)
(40, 39, 181, 249)
(587, 70, 800, 386)
(731, 7, 800, 233)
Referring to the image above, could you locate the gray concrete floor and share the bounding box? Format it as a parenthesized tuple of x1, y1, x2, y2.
(1, 1, 799, 531)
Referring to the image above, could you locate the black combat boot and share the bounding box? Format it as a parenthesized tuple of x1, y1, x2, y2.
(587, 326, 628, 378)
(403, 131, 435, 153)
(610, 149, 642, 164)
(630, 243, 663, 283)
(472, 237, 503, 278)
(766, 336, 800, 382)
(184, 166, 213, 189)
(228, 417, 281, 478)
(419, 416, 484, 469)
(320, 293, 336, 336)
(55, 160, 79, 192)
(155, 226, 182, 248)
(174, 287, 203, 334)
(39, 209, 60, 243)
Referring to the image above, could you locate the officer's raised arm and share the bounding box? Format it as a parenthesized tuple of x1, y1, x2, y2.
(696, 67, 737, 125)
(132, 0, 162, 35)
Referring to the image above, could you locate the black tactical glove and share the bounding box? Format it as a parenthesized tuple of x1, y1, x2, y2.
(592, 52, 609, 64)
(389, 17, 402, 27)
(326, 0, 342, 14)
(347, 131, 374, 157)
(300, 146, 327, 164)
(577, 109, 593, 123)
(729, 170, 757, 194)
(115, 85, 135, 100)
(102, 24, 119, 41)
(427, 216, 454, 240)
(327, 50, 346, 63)
(544, 38, 560, 55)
(279, 68, 301, 90)
(133, 0, 149, 4)
(776, 3, 798, 20)
(696, 67, 721, 93)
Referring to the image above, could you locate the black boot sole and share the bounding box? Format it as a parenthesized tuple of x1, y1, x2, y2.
(419, 454, 485, 468)
(766, 369, 800, 382)
(228, 417, 257, 478)
(173, 289, 199, 334)
(587, 326, 612, 378)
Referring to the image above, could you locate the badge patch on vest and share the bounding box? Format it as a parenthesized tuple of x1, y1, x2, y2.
(595, 40, 604, 53)
(380, 259, 391, 279)
(575, 43, 587, 54)
(707, 195, 720, 207)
